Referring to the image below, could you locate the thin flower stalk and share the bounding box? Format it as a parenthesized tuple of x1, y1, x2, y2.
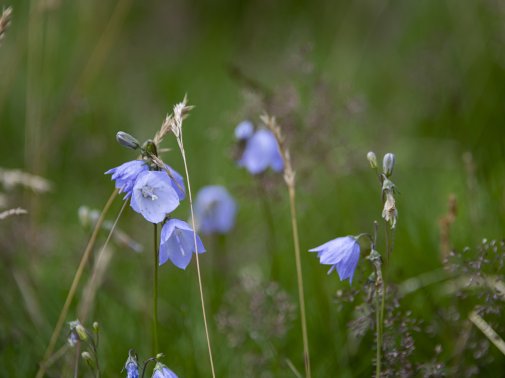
(262, 114, 311, 378)
(369, 251, 384, 377)
(36, 189, 118, 378)
(153, 223, 159, 354)
(169, 99, 216, 377)
(78, 200, 129, 322)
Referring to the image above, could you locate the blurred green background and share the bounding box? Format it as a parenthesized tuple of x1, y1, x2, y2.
(1, 0, 505, 376)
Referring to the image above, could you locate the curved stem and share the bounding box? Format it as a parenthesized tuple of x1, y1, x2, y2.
(177, 135, 216, 378)
(153, 223, 159, 354)
(36, 189, 118, 378)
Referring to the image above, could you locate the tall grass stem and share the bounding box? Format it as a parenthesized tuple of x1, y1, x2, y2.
(288, 186, 311, 378)
(36, 189, 118, 378)
(177, 135, 216, 378)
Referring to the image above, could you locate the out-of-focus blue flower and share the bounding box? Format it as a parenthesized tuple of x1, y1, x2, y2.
(194, 185, 236, 235)
(239, 129, 284, 175)
(124, 351, 139, 378)
(159, 219, 205, 269)
(67, 320, 81, 347)
(105, 160, 148, 198)
(163, 164, 186, 201)
(152, 362, 178, 378)
(130, 171, 180, 223)
(309, 236, 360, 283)
(234, 120, 254, 140)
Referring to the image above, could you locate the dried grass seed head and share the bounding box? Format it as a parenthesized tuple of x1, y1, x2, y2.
(0, 7, 12, 43)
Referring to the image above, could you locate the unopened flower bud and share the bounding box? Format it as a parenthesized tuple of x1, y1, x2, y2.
(234, 120, 254, 140)
(116, 131, 140, 150)
(382, 153, 395, 177)
(156, 353, 165, 360)
(125, 350, 139, 378)
(81, 351, 94, 367)
(141, 139, 158, 158)
(367, 151, 377, 169)
(75, 324, 88, 341)
(78, 206, 89, 227)
(93, 322, 99, 331)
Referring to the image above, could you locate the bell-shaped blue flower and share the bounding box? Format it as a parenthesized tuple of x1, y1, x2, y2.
(309, 236, 360, 283)
(151, 362, 177, 378)
(194, 185, 236, 235)
(105, 160, 148, 198)
(239, 129, 284, 174)
(159, 219, 205, 269)
(124, 351, 139, 378)
(152, 362, 178, 378)
(234, 120, 254, 140)
(130, 171, 180, 224)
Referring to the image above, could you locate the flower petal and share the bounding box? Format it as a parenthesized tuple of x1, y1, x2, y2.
(130, 171, 180, 223)
(159, 219, 206, 269)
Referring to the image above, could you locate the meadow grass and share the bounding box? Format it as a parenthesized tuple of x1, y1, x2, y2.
(1, 1, 505, 377)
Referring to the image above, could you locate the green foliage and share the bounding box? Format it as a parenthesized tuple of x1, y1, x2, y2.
(1, 0, 504, 376)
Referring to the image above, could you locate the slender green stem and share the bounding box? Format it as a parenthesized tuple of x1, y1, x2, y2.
(256, 180, 278, 280)
(177, 135, 216, 378)
(374, 255, 385, 378)
(36, 189, 118, 378)
(153, 223, 159, 354)
(375, 289, 381, 378)
(73, 343, 80, 378)
(288, 186, 311, 378)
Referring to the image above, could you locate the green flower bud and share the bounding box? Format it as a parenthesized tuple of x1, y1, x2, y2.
(78, 206, 89, 228)
(75, 324, 88, 341)
(81, 352, 95, 368)
(116, 131, 140, 150)
(367, 151, 377, 169)
(382, 153, 395, 177)
(141, 139, 158, 158)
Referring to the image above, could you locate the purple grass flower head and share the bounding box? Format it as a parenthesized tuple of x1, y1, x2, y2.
(163, 164, 186, 201)
(124, 351, 139, 378)
(105, 160, 148, 198)
(309, 236, 361, 283)
(159, 218, 205, 269)
(152, 362, 178, 378)
(194, 185, 236, 235)
(130, 171, 180, 224)
(234, 120, 254, 140)
(239, 129, 284, 175)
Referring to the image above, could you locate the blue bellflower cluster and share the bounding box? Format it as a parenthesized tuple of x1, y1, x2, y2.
(106, 135, 205, 270)
(309, 236, 361, 283)
(194, 185, 236, 235)
(235, 121, 283, 175)
(124, 352, 178, 378)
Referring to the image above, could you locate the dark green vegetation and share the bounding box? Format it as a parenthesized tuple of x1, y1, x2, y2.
(1, 1, 505, 376)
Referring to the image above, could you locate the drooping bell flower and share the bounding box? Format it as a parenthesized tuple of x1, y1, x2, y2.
(309, 236, 361, 283)
(239, 129, 283, 175)
(159, 219, 205, 269)
(194, 185, 236, 235)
